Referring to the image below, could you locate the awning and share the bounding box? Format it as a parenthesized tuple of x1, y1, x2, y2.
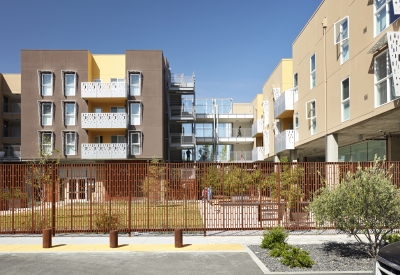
(367, 33, 388, 54)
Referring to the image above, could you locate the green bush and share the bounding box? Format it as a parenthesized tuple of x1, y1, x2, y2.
(94, 210, 122, 233)
(261, 226, 288, 249)
(280, 247, 314, 268)
(269, 243, 293, 258)
(383, 233, 400, 244)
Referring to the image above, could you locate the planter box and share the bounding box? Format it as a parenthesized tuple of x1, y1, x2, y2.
(9, 198, 28, 210)
(0, 199, 9, 210)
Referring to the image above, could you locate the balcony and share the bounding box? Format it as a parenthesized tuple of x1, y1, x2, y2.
(274, 130, 295, 154)
(274, 89, 294, 119)
(3, 127, 21, 144)
(169, 73, 195, 93)
(169, 134, 196, 148)
(293, 87, 298, 103)
(81, 82, 127, 99)
(263, 130, 269, 156)
(262, 101, 269, 127)
(81, 113, 127, 129)
(169, 105, 195, 120)
(0, 145, 21, 161)
(216, 151, 252, 162)
(81, 143, 127, 159)
(218, 128, 253, 144)
(252, 147, 264, 162)
(2, 103, 21, 120)
(252, 119, 263, 137)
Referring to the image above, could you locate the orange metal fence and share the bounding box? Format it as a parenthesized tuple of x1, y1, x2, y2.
(0, 162, 399, 234)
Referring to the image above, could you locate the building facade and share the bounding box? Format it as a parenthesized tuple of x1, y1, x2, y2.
(263, 0, 400, 162)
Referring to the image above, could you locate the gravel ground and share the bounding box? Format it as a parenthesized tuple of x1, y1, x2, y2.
(248, 242, 375, 272)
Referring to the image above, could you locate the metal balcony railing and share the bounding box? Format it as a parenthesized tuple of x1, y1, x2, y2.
(3, 103, 21, 114)
(81, 82, 127, 98)
(81, 113, 128, 129)
(3, 128, 21, 138)
(251, 119, 263, 137)
(169, 134, 196, 145)
(81, 143, 127, 159)
(169, 105, 195, 118)
(170, 73, 195, 88)
(218, 128, 252, 138)
(216, 151, 252, 162)
(0, 145, 21, 159)
(252, 147, 264, 161)
(274, 130, 295, 154)
(274, 89, 294, 119)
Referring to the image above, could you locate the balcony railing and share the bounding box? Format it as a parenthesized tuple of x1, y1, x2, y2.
(275, 130, 295, 154)
(252, 147, 264, 162)
(170, 73, 195, 88)
(81, 113, 127, 129)
(263, 101, 269, 127)
(216, 151, 252, 162)
(219, 128, 252, 138)
(251, 119, 263, 137)
(81, 143, 127, 159)
(274, 89, 294, 119)
(3, 103, 21, 114)
(81, 82, 127, 98)
(169, 134, 196, 145)
(293, 87, 298, 103)
(3, 127, 21, 138)
(263, 130, 270, 156)
(0, 145, 21, 160)
(169, 106, 195, 118)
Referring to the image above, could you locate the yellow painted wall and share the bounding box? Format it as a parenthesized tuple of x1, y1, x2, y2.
(87, 100, 127, 113)
(281, 59, 293, 92)
(88, 129, 127, 143)
(91, 54, 125, 82)
(88, 52, 93, 82)
(251, 94, 263, 119)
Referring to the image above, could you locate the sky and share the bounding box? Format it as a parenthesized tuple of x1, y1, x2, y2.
(0, 0, 322, 103)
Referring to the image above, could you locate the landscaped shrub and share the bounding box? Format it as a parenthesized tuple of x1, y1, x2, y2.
(383, 233, 400, 244)
(94, 210, 122, 233)
(269, 243, 293, 257)
(261, 226, 288, 249)
(280, 247, 314, 268)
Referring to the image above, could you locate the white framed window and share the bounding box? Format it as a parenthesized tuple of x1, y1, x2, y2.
(110, 78, 125, 83)
(110, 135, 125, 143)
(334, 17, 349, 64)
(310, 54, 316, 89)
(64, 102, 76, 126)
(110, 106, 125, 113)
(93, 79, 102, 83)
(374, 0, 400, 36)
(64, 132, 77, 155)
(130, 132, 141, 155)
(130, 102, 141, 125)
(341, 77, 350, 121)
(293, 73, 298, 102)
(374, 49, 399, 106)
(306, 100, 317, 135)
(129, 73, 141, 96)
(94, 107, 102, 113)
(294, 112, 299, 130)
(41, 73, 53, 96)
(39, 131, 53, 155)
(41, 102, 53, 126)
(64, 73, 76, 96)
(94, 136, 103, 143)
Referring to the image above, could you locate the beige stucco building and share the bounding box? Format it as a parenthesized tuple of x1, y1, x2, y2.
(261, 0, 400, 162)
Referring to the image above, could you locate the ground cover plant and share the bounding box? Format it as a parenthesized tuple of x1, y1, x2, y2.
(260, 226, 314, 268)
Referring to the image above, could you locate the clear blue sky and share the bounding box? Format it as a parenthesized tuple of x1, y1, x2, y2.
(0, 0, 322, 103)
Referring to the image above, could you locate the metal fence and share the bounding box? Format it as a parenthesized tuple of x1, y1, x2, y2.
(0, 162, 399, 234)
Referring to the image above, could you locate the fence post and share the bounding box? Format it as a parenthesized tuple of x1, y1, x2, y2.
(11, 165, 15, 234)
(52, 166, 56, 237)
(277, 163, 281, 226)
(89, 164, 93, 233)
(128, 164, 132, 237)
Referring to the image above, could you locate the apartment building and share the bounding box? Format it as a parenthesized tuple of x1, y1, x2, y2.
(263, 0, 400, 162)
(0, 73, 21, 162)
(20, 50, 185, 162)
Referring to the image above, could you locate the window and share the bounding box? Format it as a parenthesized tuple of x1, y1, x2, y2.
(342, 78, 350, 121)
(130, 73, 141, 96)
(310, 54, 316, 89)
(63, 72, 76, 96)
(64, 132, 77, 155)
(64, 102, 76, 126)
(375, 0, 400, 36)
(40, 132, 53, 155)
(294, 112, 299, 130)
(293, 73, 298, 102)
(94, 107, 102, 113)
(110, 135, 125, 143)
(130, 132, 141, 155)
(41, 102, 53, 126)
(93, 79, 102, 83)
(334, 17, 349, 64)
(306, 100, 317, 135)
(110, 78, 125, 83)
(130, 102, 141, 125)
(374, 50, 399, 106)
(110, 106, 125, 113)
(41, 73, 53, 96)
(94, 136, 103, 143)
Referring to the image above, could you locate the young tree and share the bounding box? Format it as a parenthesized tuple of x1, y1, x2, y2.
(26, 140, 62, 229)
(309, 157, 400, 257)
(141, 157, 168, 205)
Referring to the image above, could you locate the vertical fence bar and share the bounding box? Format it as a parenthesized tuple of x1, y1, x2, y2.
(128, 164, 132, 237)
(277, 163, 281, 226)
(52, 167, 56, 236)
(89, 164, 93, 233)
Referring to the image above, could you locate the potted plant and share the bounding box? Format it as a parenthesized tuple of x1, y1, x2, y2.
(12, 145, 21, 158)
